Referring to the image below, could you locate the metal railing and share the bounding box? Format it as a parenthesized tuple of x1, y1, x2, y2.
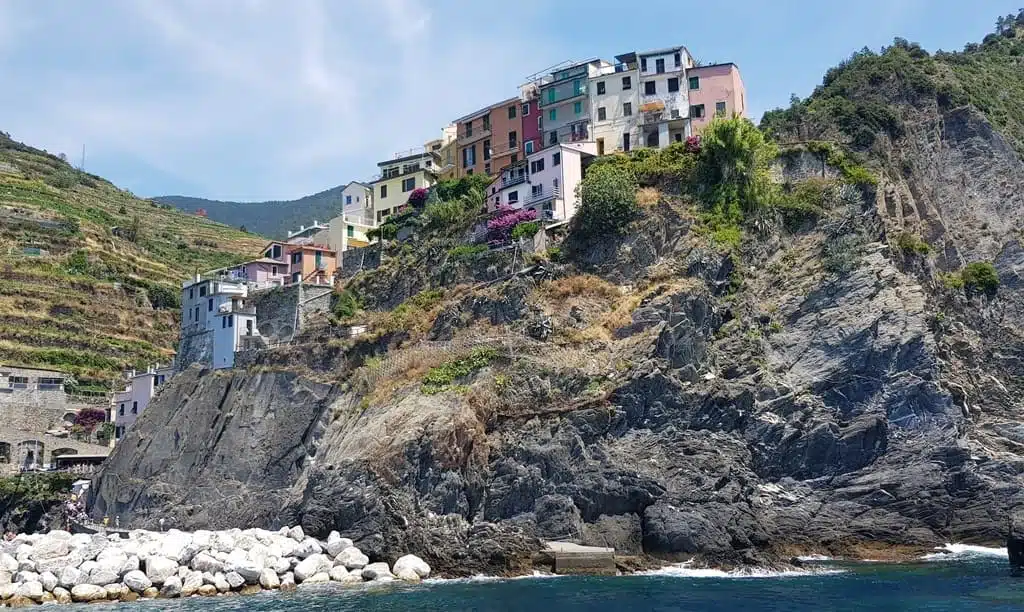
(527, 184, 562, 205)
(501, 173, 527, 188)
(458, 127, 491, 144)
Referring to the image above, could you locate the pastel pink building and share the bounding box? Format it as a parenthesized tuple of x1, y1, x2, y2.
(685, 63, 747, 132)
(519, 90, 543, 157)
(225, 257, 287, 290)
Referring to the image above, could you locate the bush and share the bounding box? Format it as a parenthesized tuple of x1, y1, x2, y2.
(46, 168, 79, 189)
(510, 221, 540, 241)
(488, 206, 538, 242)
(696, 117, 778, 214)
(422, 200, 469, 231)
(448, 244, 487, 259)
(421, 347, 498, 394)
(574, 163, 638, 239)
(407, 187, 429, 208)
(434, 175, 493, 202)
(823, 233, 865, 274)
(147, 284, 180, 310)
(896, 232, 931, 255)
(333, 288, 361, 318)
(961, 261, 999, 295)
(73, 408, 107, 433)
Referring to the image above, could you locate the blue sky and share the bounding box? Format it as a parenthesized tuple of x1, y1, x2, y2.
(0, 1, 1016, 201)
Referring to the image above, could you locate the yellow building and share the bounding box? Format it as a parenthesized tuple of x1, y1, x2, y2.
(370, 149, 441, 223)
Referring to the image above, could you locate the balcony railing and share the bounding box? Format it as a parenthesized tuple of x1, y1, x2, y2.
(343, 212, 377, 227)
(457, 127, 491, 145)
(488, 141, 520, 158)
(501, 173, 527, 188)
(527, 184, 562, 205)
(546, 122, 590, 145)
(539, 85, 588, 108)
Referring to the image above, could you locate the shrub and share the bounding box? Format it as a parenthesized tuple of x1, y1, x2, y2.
(487, 206, 538, 242)
(961, 261, 999, 295)
(434, 175, 493, 202)
(333, 288, 361, 318)
(422, 200, 469, 231)
(574, 163, 638, 238)
(421, 347, 498, 394)
(511, 221, 540, 241)
(896, 232, 931, 255)
(147, 284, 180, 310)
(823, 233, 865, 274)
(73, 408, 107, 433)
(696, 116, 778, 214)
(46, 168, 79, 189)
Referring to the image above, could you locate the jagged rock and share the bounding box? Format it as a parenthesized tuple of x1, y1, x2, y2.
(280, 572, 296, 591)
(87, 567, 119, 586)
(159, 574, 182, 598)
(325, 536, 353, 558)
(0, 553, 18, 573)
(292, 538, 322, 558)
(123, 570, 152, 593)
(14, 570, 38, 584)
(144, 556, 178, 586)
(198, 584, 218, 596)
(303, 572, 330, 584)
(294, 554, 330, 582)
(30, 533, 69, 561)
(1009, 508, 1024, 566)
(16, 580, 43, 600)
(6, 595, 36, 608)
(233, 561, 263, 584)
(58, 566, 84, 589)
(213, 572, 231, 593)
(224, 571, 245, 589)
(105, 583, 127, 600)
(287, 526, 305, 542)
(328, 565, 350, 582)
(70, 583, 107, 602)
(38, 570, 57, 593)
(0, 583, 17, 598)
(259, 568, 280, 589)
(182, 570, 204, 596)
(52, 586, 71, 604)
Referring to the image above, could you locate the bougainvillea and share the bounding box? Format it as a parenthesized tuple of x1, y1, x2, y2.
(407, 187, 429, 208)
(685, 135, 702, 154)
(74, 408, 107, 433)
(486, 206, 538, 242)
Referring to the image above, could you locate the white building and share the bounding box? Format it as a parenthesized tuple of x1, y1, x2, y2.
(180, 276, 261, 370)
(488, 142, 597, 223)
(111, 363, 174, 443)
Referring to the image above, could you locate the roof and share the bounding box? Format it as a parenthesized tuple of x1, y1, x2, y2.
(636, 45, 687, 58)
(453, 97, 521, 124)
(0, 365, 66, 376)
(343, 181, 370, 190)
(292, 244, 336, 253)
(377, 151, 438, 167)
(688, 62, 739, 72)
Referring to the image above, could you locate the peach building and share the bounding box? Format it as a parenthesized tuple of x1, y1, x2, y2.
(454, 97, 524, 178)
(685, 63, 747, 132)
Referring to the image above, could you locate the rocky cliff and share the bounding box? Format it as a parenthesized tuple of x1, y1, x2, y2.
(91, 31, 1024, 576)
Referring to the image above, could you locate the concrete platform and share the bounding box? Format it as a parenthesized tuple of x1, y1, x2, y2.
(544, 541, 617, 575)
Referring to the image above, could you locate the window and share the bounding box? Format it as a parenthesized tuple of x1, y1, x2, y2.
(622, 76, 631, 90)
(208, 298, 213, 312)
(572, 79, 582, 96)
(484, 162, 491, 174)
(689, 76, 700, 90)
(623, 102, 632, 116)
(466, 168, 473, 175)
(462, 144, 476, 168)
(188, 308, 192, 321)
(547, 88, 555, 103)
(272, 265, 278, 275)
(221, 316, 226, 328)
(549, 131, 558, 145)
(380, 184, 388, 199)
(291, 272, 301, 283)
(132, 401, 138, 414)
(549, 109, 556, 122)
(623, 133, 631, 152)
(522, 102, 530, 116)
(691, 104, 706, 118)
(401, 177, 415, 192)
(530, 158, 545, 173)
(644, 81, 656, 95)
(376, 208, 390, 223)
(646, 130, 659, 147)
(656, 58, 665, 73)
(383, 167, 399, 179)
(668, 77, 679, 92)
(482, 115, 490, 131)
(508, 190, 519, 203)
(574, 101, 582, 115)
(347, 225, 354, 237)
(532, 184, 542, 197)
(345, 195, 352, 205)
(511, 154, 518, 163)
(273, 245, 281, 258)
(464, 122, 472, 138)
(597, 81, 606, 95)
(483, 139, 491, 161)
(552, 152, 561, 166)
(674, 52, 681, 67)
(119, 404, 124, 416)
(228, 315, 233, 328)
(597, 107, 607, 121)
(525, 141, 534, 154)
(597, 138, 605, 155)
(674, 133, 683, 143)
(508, 105, 516, 119)
(199, 285, 207, 297)
(716, 101, 727, 116)
(195, 306, 199, 321)
(189, 288, 194, 300)
(291, 251, 302, 264)
(508, 131, 517, 148)
(640, 57, 647, 72)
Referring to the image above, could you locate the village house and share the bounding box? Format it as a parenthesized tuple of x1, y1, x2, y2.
(454, 97, 524, 178)
(686, 63, 747, 132)
(179, 275, 262, 369)
(528, 59, 609, 150)
(370, 149, 441, 224)
(111, 363, 174, 443)
(488, 141, 597, 223)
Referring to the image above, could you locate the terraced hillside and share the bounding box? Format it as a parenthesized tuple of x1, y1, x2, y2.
(0, 132, 266, 389)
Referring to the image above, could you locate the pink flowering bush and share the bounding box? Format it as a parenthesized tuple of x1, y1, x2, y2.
(487, 205, 538, 242)
(407, 187, 429, 207)
(685, 135, 701, 154)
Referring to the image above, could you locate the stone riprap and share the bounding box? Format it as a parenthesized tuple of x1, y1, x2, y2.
(0, 527, 428, 606)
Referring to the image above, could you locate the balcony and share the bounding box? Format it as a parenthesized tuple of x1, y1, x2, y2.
(501, 173, 527, 188)
(527, 184, 562, 205)
(546, 121, 590, 145)
(488, 141, 520, 159)
(457, 126, 491, 146)
(343, 211, 376, 227)
(538, 85, 588, 108)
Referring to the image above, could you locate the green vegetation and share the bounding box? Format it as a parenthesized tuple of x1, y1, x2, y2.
(961, 261, 1000, 295)
(0, 132, 263, 386)
(332, 288, 361, 319)
(0, 472, 74, 501)
(574, 164, 639, 239)
(434, 174, 493, 203)
(421, 347, 499, 394)
(697, 117, 779, 214)
(896, 232, 931, 255)
(510, 221, 540, 240)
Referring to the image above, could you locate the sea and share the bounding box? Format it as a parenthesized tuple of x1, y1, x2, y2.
(91, 544, 1024, 611)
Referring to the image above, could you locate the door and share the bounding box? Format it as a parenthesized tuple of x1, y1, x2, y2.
(597, 138, 605, 156)
(623, 133, 631, 152)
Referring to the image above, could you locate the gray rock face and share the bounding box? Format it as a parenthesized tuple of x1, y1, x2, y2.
(123, 570, 152, 594)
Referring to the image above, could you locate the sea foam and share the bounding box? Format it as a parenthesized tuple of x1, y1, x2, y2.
(641, 560, 846, 579)
(921, 543, 1008, 560)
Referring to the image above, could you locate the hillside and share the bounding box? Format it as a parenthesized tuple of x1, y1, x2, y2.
(0, 132, 266, 388)
(155, 185, 347, 239)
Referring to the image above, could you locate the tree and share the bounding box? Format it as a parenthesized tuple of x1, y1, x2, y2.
(697, 116, 778, 214)
(573, 163, 638, 238)
(126, 214, 142, 243)
(997, 15, 1006, 34)
(73, 408, 107, 433)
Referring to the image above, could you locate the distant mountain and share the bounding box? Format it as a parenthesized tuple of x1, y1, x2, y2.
(155, 185, 347, 239)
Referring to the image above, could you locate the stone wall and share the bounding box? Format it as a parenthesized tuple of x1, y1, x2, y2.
(251, 284, 334, 344)
(0, 388, 109, 473)
(299, 286, 332, 328)
(174, 329, 214, 372)
(338, 245, 382, 279)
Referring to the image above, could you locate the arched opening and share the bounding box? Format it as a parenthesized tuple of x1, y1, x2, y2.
(18, 440, 44, 470)
(0, 443, 11, 464)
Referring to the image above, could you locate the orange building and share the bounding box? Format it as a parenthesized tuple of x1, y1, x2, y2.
(454, 97, 524, 178)
(284, 244, 336, 286)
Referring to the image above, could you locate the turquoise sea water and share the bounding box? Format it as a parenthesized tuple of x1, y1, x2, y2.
(88, 546, 1024, 611)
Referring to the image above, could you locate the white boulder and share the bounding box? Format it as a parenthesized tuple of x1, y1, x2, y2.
(225, 571, 245, 589)
(326, 537, 354, 558)
(0, 553, 18, 572)
(87, 567, 119, 586)
(159, 530, 193, 562)
(15, 570, 39, 584)
(58, 566, 85, 589)
(393, 554, 431, 580)
(160, 574, 182, 598)
(213, 572, 231, 593)
(303, 572, 330, 584)
(123, 570, 152, 594)
(70, 583, 107, 602)
(17, 580, 44, 600)
(144, 555, 178, 586)
(190, 552, 224, 574)
(259, 568, 280, 589)
(0, 583, 16, 599)
(336, 547, 369, 570)
(234, 561, 263, 584)
(182, 570, 204, 597)
(287, 526, 305, 542)
(293, 554, 330, 582)
(39, 570, 58, 593)
(293, 538, 322, 559)
(31, 534, 70, 561)
(361, 561, 394, 581)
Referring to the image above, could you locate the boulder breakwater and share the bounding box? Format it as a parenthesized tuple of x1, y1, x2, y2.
(0, 525, 429, 606)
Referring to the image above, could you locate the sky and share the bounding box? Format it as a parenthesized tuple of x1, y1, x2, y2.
(0, 1, 1017, 202)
